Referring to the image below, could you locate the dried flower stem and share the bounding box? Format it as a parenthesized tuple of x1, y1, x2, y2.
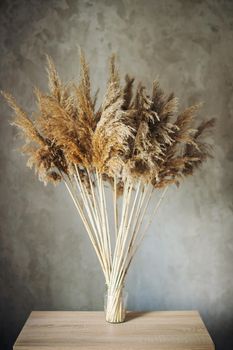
(113, 175, 118, 241)
(63, 179, 108, 280)
(74, 167, 109, 281)
(63, 167, 167, 322)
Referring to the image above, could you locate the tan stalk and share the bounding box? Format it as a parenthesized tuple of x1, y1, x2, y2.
(105, 179, 130, 321)
(86, 169, 106, 259)
(113, 175, 118, 241)
(107, 180, 134, 321)
(128, 184, 154, 251)
(63, 179, 108, 281)
(110, 179, 132, 290)
(111, 183, 152, 297)
(110, 177, 130, 281)
(96, 170, 112, 279)
(100, 174, 112, 267)
(124, 186, 168, 275)
(110, 180, 141, 295)
(131, 186, 168, 258)
(74, 167, 110, 282)
(74, 169, 101, 249)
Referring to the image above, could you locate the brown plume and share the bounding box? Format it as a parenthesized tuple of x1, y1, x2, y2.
(2, 53, 215, 191)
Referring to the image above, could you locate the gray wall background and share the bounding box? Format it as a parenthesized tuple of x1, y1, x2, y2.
(0, 0, 233, 349)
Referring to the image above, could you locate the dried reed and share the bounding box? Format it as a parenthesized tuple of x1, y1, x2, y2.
(2, 51, 215, 323)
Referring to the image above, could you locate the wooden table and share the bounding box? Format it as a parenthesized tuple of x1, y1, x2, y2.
(14, 311, 215, 349)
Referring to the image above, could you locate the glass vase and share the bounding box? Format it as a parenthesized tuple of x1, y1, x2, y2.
(104, 287, 128, 323)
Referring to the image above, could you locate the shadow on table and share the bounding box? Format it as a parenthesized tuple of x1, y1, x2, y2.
(125, 311, 151, 322)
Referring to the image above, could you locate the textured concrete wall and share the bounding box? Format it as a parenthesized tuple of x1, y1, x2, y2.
(0, 0, 233, 349)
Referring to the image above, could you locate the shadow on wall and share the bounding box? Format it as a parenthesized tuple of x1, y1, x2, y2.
(213, 324, 233, 350)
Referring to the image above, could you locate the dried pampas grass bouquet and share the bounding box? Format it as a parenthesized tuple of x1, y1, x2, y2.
(2, 51, 215, 323)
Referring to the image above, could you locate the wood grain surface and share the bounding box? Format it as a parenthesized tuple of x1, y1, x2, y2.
(14, 311, 215, 350)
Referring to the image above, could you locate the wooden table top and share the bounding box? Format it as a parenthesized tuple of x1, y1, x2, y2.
(14, 311, 215, 350)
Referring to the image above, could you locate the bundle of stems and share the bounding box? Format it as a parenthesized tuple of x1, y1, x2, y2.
(64, 166, 167, 322)
(2, 51, 215, 323)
